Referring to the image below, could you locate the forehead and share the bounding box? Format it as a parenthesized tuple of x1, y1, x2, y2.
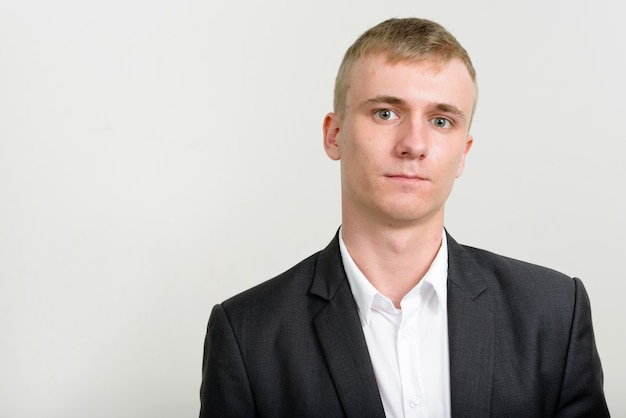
(345, 54, 476, 113)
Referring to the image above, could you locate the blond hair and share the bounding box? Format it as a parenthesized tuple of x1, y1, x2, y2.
(334, 18, 477, 116)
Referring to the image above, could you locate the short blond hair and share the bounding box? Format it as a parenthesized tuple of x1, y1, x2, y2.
(334, 18, 477, 116)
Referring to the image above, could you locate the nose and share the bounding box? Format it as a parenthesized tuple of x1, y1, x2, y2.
(394, 119, 428, 159)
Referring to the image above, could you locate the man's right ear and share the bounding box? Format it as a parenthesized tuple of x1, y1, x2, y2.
(323, 112, 341, 161)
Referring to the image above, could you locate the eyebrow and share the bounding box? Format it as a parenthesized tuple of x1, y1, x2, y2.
(360, 95, 406, 108)
(432, 102, 466, 121)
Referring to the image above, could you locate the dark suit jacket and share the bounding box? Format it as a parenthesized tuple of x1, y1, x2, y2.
(200, 233, 609, 417)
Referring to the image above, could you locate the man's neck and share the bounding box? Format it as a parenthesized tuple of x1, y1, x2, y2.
(341, 216, 444, 308)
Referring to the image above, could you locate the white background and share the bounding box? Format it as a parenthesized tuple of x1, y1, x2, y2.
(1, 0, 624, 416)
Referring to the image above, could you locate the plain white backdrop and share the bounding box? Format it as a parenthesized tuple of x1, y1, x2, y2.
(1, 0, 624, 416)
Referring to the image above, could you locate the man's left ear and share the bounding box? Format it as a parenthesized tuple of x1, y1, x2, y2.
(323, 112, 341, 161)
(455, 135, 473, 178)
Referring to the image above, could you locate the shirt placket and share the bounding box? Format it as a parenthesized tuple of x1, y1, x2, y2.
(397, 299, 428, 418)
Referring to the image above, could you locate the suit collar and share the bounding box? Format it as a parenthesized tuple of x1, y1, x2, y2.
(308, 233, 346, 301)
(310, 234, 386, 418)
(311, 230, 489, 300)
(445, 231, 489, 299)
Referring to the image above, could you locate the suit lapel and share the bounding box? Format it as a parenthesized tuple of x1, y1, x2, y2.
(310, 235, 386, 418)
(446, 234, 495, 417)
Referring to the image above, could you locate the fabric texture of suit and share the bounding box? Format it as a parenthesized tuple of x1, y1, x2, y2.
(200, 232, 609, 417)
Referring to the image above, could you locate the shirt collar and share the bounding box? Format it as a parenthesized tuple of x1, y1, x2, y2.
(339, 227, 448, 326)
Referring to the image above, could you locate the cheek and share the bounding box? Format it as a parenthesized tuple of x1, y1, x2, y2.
(441, 143, 469, 173)
(344, 138, 379, 167)
(454, 161, 465, 178)
(454, 146, 470, 177)
(432, 153, 465, 184)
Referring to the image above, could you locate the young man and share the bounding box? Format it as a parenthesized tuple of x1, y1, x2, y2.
(200, 18, 609, 417)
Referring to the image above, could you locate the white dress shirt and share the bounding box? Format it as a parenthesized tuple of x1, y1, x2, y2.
(339, 228, 451, 418)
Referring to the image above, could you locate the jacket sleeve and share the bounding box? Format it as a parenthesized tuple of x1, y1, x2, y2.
(554, 277, 610, 417)
(199, 304, 256, 418)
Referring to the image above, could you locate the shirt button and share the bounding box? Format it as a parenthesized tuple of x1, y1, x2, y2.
(409, 399, 420, 408)
(403, 330, 412, 338)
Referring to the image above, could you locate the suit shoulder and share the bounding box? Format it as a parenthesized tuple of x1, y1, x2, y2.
(220, 250, 322, 312)
(462, 243, 571, 278)
(451, 243, 588, 326)
(458, 243, 577, 293)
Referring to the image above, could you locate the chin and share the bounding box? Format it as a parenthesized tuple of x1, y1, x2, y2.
(379, 203, 442, 225)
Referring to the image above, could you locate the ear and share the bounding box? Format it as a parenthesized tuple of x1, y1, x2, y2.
(323, 112, 341, 161)
(455, 134, 473, 178)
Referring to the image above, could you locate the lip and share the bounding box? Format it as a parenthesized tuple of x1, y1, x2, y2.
(385, 173, 427, 181)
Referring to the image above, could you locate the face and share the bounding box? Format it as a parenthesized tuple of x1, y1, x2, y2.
(323, 54, 475, 228)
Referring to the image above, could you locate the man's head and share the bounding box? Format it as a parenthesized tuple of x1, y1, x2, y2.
(323, 18, 476, 229)
(333, 18, 477, 118)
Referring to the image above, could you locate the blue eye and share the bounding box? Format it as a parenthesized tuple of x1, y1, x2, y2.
(375, 109, 398, 120)
(432, 117, 452, 128)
